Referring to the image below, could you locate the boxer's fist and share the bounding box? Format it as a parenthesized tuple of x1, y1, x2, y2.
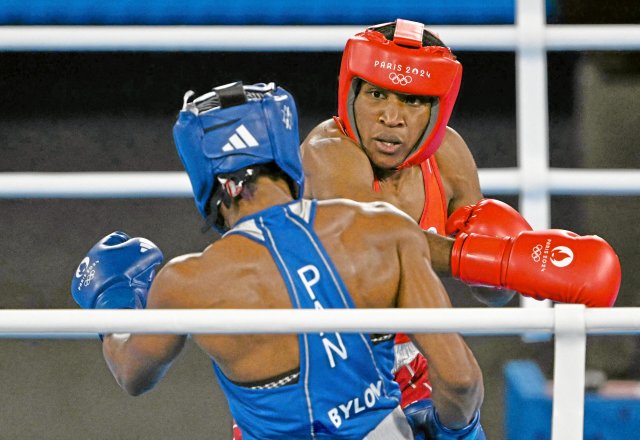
(446, 199, 532, 237)
(71, 231, 163, 310)
(451, 230, 620, 307)
(446, 199, 532, 306)
(404, 400, 486, 440)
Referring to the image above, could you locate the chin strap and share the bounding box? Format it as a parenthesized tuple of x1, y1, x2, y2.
(217, 168, 255, 208)
(203, 168, 257, 233)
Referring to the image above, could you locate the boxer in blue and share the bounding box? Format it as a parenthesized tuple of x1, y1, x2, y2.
(71, 81, 485, 439)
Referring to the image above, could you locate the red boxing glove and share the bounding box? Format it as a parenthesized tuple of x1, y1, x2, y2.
(446, 199, 533, 237)
(451, 230, 621, 307)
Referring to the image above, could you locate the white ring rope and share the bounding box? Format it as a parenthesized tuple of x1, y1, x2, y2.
(1, 169, 638, 198)
(0, 307, 638, 336)
(1, 25, 640, 51)
(2, 305, 637, 440)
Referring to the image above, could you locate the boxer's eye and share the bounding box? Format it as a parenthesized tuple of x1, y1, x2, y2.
(403, 95, 430, 106)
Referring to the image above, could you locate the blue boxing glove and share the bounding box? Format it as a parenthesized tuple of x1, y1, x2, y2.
(404, 400, 486, 440)
(71, 231, 163, 310)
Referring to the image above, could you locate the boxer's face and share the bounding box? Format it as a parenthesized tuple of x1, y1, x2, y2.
(354, 81, 432, 170)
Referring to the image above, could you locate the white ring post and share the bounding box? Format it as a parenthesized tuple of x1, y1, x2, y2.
(552, 304, 587, 439)
(516, 0, 552, 309)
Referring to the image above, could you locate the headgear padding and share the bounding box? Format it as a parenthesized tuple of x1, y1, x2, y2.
(338, 19, 462, 168)
(173, 82, 303, 220)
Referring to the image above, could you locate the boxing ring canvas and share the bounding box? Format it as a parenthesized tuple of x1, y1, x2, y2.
(0, 0, 639, 438)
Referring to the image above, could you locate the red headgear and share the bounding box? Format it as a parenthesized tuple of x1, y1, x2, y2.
(337, 19, 462, 168)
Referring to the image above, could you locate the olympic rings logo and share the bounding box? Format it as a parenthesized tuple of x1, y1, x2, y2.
(388, 72, 413, 86)
(83, 269, 96, 287)
(531, 244, 543, 262)
(75, 257, 90, 278)
(74, 256, 99, 290)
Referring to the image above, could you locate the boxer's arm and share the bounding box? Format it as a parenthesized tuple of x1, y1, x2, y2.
(429, 128, 483, 271)
(102, 262, 188, 396)
(434, 127, 484, 215)
(70, 231, 187, 395)
(427, 237, 515, 306)
(423, 232, 514, 307)
(103, 334, 186, 396)
(422, 231, 456, 274)
(394, 216, 484, 429)
(435, 130, 520, 305)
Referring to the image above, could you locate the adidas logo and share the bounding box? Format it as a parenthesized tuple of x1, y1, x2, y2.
(222, 124, 259, 152)
(139, 239, 155, 253)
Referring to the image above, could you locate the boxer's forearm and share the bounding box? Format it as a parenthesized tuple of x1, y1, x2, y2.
(412, 333, 484, 428)
(423, 231, 515, 306)
(103, 333, 186, 396)
(423, 231, 453, 274)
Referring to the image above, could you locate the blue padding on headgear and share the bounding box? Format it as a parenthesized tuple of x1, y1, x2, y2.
(173, 82, 303, 219)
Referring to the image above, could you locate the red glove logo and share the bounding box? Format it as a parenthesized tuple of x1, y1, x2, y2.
(551, 246, 574, 268)
(531, 244, 543, 262)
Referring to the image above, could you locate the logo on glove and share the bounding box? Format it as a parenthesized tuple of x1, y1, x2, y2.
(550, 246, 574, 268)
(75, 257, 90, 278)
(531, 244, 543, 262)
(74, 257, 99, 290)
(388, 72, 413, 86)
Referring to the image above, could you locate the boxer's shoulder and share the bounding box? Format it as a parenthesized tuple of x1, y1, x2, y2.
(315, 198, 423, 248)
(301, 118, 365, 159)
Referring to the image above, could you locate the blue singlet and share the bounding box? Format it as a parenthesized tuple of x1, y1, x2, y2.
(213, 199, 406, 439)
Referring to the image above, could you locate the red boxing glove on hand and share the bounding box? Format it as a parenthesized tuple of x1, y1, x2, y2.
(446, 199, 533, 237)
(451, 230, 621, 307)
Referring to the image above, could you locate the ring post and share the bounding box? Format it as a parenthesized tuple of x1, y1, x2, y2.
(552, 304, 586, 439)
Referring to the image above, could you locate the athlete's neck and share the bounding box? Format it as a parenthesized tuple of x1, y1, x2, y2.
(372, 163, 413, 184)
(222, 177, 293, 228)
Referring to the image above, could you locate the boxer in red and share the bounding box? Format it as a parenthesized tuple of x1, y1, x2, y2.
(299, 18, 621, 416)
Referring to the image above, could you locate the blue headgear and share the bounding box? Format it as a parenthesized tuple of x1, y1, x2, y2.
(173, 82, 303, 230)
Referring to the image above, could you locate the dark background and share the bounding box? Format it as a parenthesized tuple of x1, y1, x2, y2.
(0, 3, 639, 437)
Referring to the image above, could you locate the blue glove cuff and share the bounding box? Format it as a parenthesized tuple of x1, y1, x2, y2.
(432, 409, 483, 438)
(94, 284, 142, 310)
(94, 283, 146, 341)
(404, 400, 485, 440)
